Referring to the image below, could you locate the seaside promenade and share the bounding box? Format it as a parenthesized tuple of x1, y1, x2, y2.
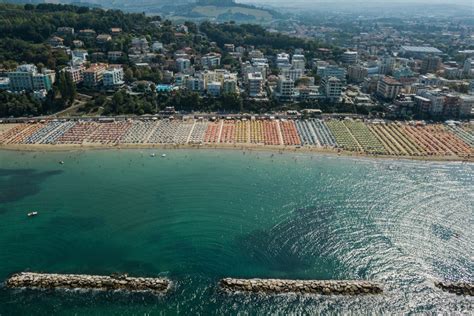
(0, 118, 472, 160)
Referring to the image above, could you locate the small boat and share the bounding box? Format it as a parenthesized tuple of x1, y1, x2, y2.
(59, 161, 64, 165)
(27, 211, 38, 217)
(161, 154, 167, 158)
(150, 153, 156, 157)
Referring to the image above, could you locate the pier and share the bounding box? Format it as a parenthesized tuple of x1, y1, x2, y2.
(219, 278, 383, 295)
(6, 272, 170, 294)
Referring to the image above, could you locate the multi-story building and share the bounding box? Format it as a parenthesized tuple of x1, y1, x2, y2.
(242, 61, 269, 79)
(379, 56, 395, 75)
(276, 53, 291, 69)
(459, 95, 474, 117)
(63, 65, 85, 84)
(276, 75, 295, 101)
(417, 89, 445, 116)
(176, 58, 192, 73)
(207, 82, 222, 97)
(342, 51, 358, 64)
(414, 95, 432, 115)
(83, 64, 107, 87)
(443, 94, 461, 118)
(7, 64, 54, 92)
(421, 56, 442, 74)
(348, 65, 368, 83)
(103, 67, 124, 88)
(247, 72, 264, 97)
(321, 77, 342, 101)
(223, 76, 238, 94)
(249, 50, 264, 59)
(377, 76, 402, 100)
(317, 65, 347, 82)
(201, 53, 221, 69)
(107, 51, 124, 62)
(281, 68, 304, 81)
(186, 77, 205, 92)
(130, 37, 149, 53)
(291, 54, 306, 70)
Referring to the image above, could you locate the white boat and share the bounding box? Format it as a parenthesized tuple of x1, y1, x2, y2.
(150, 153, 156, 157)
(27, 211, 38, 217)
(59, 161, 64, 165)
(161, 154, 167, 158)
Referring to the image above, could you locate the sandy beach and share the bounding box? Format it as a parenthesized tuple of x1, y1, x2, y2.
(1, 142, 472, 163)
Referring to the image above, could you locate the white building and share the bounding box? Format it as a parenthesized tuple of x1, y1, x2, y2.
(276, 75, 295, 101)
(276, 53, 290, 69)
(72, 49, 88, 65)
(103, 67, 124, 87)
(321, 77, 342, 101)
(342, 51, 358, 64)
(247, 72, 264, 97)
(292, 54, 306, 70)
(281, 68, 304, 81)
(242, 61, 269, 79)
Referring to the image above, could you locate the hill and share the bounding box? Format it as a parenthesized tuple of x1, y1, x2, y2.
(0, 0, 279, 23)
(163, 1, 280, 23)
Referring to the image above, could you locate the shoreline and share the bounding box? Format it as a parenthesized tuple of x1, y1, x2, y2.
(1, 143, 472, 163)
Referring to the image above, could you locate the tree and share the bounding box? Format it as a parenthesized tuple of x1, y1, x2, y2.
(57, 71, 76, 106)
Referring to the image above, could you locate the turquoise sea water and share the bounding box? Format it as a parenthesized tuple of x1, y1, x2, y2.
(0, 149, 472, 314)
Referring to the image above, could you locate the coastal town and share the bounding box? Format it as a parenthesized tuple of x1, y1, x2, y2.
(0, 3, 473, 120)
(0, 3, 472, 160)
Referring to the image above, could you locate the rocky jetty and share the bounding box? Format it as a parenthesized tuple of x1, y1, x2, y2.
(6, 272, 170, 294)
(435, 281, 474, 296)
(220, 278, 382, 295)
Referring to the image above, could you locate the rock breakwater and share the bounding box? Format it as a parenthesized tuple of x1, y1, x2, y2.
(435, 281, 474, 296)
(6, 272, 170, 293)
(220, 278, 383, 295)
